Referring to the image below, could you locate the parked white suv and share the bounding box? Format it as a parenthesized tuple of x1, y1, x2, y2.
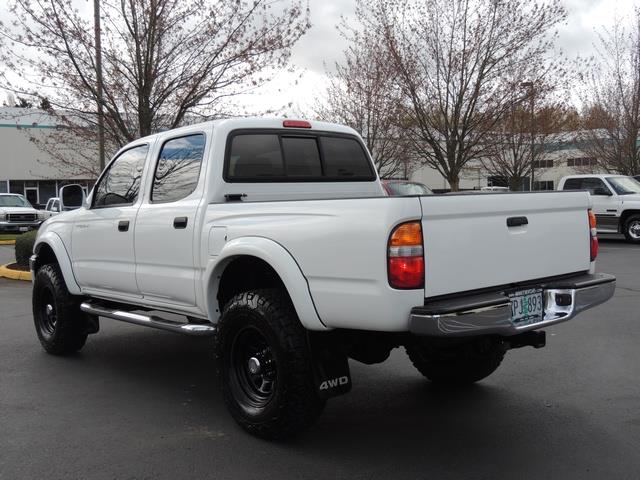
(558, 174, 640, 243)
(0, 193, 44, 233)
(30, 118, 616, 439)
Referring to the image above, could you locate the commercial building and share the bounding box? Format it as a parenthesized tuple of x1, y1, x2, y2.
(410, 131, 604, 192)
(0, 107, 96, 207)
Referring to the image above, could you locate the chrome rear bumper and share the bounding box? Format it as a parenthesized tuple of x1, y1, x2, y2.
(409, 273, 616, 337)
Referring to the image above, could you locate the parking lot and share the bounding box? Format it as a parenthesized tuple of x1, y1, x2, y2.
(0, 238, 639, 480)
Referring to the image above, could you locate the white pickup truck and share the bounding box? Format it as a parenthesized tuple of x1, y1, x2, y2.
(30, 118, 616, 439)
(0, 193, 44, 232)
(558, 174, 640, 243)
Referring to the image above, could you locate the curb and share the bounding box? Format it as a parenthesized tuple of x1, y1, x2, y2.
(0, 264, 31, 281)
(0, 240, 16, 245)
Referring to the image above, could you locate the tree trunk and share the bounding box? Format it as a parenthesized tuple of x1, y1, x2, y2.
(448, 175, 460, 192)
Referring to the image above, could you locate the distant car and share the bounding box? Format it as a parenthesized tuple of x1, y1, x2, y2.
(481, 186, 510, 192)
(43, 197, 61, 219)
(0, 193, 44, 232)
(381, 180, 432, 196)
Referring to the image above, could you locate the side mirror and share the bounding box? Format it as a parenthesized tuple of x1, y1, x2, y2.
(60, 184, 86, 210)
(592, 187, 612, 196)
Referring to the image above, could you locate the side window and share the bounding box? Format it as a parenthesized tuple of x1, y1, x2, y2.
(152, 134, 205, 203)
(93, 145, 149, 207)
(320, 136, 373, 178)
(581, 178, 609, 195)
(562, 178, 583, 190)
(45, 199, 53, 211)
(52, 199, 60, 211)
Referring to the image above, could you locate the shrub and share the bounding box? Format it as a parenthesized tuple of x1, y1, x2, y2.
(15, 230, 38, 267)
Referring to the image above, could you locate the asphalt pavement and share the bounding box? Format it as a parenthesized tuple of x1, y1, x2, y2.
(0, 239, 639, 480)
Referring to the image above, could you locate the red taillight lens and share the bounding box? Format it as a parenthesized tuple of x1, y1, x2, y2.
(388, 221, 424, 289)
(389, 257, 425, 289)
(591, 236, 599, 261)
(588, 210, 598, 261)
(283, 120, 312, 128)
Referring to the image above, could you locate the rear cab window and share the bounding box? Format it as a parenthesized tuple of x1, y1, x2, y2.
(224, 130, 375, 182)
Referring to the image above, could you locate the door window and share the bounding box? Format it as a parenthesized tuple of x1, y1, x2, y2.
(151, 134, 205, 203)
(581, 178, 610, 195)
(93, 145, 149, 207)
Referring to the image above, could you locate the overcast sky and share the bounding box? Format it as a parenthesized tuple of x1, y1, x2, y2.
(1, 0, 637, 116)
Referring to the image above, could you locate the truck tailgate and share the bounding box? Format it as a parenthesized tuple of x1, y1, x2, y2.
(420, 192, 592, 298)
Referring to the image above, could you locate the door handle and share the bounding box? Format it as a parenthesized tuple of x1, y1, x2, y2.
(173, 217, 188, 229)
(118, 220, 130, 232)
(507, 216, 528, 227)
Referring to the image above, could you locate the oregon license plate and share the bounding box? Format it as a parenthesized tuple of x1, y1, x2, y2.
(509, 289, 543, 326)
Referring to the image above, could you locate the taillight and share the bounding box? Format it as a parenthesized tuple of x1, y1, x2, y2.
(588, 209, 598, 261)
(388, 221, 424, 289)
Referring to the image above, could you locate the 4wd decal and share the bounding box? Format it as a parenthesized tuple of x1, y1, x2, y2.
(319, 376, 350, 390)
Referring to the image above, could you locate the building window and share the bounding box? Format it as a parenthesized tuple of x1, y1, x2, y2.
(533, 159, 554, 169)
(533, 180, 554, 191)
(38, 181, 57, 204)
(0, 180, 7, 193)
(9, 180, 24, 195)
(567, 157, 597, 167)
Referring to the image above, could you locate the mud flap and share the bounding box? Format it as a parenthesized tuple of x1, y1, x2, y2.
(308, 331, 352, 399)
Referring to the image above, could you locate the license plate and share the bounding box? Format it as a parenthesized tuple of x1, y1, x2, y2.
(509, 289, 543, 326)
(19, 227, 29, 232)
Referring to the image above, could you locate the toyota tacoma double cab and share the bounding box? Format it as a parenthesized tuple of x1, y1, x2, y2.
(31, 118, 616, 439)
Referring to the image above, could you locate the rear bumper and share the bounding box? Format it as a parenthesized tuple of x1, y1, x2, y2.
(409, 273, 616, 337)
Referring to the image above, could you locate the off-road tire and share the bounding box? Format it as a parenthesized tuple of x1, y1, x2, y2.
(32, 264, 88, 355)
(623, 214, 640, 244)
(216, 289, 325, 439)
(406, 338, 505, 386)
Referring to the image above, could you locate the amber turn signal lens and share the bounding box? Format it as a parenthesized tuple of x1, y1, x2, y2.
(389, 222, 422, 247)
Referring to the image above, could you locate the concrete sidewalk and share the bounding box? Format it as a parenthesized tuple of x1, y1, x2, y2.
(0, 244, 15, 265)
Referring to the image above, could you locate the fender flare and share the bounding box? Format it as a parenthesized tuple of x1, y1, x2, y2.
(34, 232, 81, 295)
(205, 236, 327, 331)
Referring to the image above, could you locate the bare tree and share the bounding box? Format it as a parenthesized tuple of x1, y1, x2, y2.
(315, 26, 415, 178)
(480, 97, 577, 190)
(359, 0, 566, 190)
(0, 0, 310, 177)
(577, 11, 640, 176)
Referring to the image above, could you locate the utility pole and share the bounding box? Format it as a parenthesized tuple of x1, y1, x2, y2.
(94, 0, 106, 172)
(521, 81, 535, 191)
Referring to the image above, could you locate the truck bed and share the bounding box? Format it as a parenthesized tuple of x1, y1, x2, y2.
(202, 191, 592, 331)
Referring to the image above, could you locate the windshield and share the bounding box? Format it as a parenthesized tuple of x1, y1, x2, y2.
(607, 177, 640, 195)
(0, 195, 32, 207)
(386, 182, 432, 196)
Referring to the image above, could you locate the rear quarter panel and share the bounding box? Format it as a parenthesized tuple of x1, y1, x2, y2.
(201, 197, 424, 331)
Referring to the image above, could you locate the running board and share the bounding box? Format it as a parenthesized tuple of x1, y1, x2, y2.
(80, 302, 216, 337)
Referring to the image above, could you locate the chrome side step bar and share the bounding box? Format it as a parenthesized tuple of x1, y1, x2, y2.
(80, 302, 216, 337)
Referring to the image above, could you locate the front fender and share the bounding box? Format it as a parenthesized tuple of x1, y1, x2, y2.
(204, 236, 327, 331)
(34, 232, 81, 295)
